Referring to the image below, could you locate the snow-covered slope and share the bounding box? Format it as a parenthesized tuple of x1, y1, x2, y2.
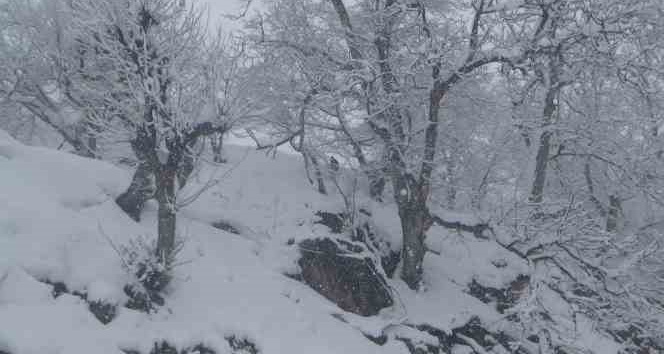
(0, 131, 619, 354)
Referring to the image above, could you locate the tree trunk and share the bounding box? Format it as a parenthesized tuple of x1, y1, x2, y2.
(529, 130, 552, 204)
(398, 203, 429, 290)
(310, 156, 327, 195)
(443, 152, 457, 209)
(177, 152, 195, 190)
(368, 172, 386, 202)
(529, 50, 562, 204)
(606, 195, 622, 232)
(211, 133, 226, 163)
(155, 166, 177, 264)
(116, 160, 154, 221)
(529, 86, 557, 204)
(394, 176, 431, 290)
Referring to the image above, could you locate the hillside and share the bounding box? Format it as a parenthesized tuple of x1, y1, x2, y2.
(0, 131, 621, 354)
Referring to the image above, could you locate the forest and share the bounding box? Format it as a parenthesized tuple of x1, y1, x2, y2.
(0, 0, 663, 353)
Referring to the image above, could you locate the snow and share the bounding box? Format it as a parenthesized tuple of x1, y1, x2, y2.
(0, 130, 622, 354)
(0, 267, 53, 305)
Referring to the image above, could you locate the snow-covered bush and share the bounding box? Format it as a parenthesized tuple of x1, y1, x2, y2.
(118, 235, 183, 313)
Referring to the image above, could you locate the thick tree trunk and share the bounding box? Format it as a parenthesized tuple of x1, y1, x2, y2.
(116, 160, 154, 221)
(155, 166, 177, 264)
(398, 199, 430, 290)
(529, 50, 562, 204)
(395, 86, 443, 289)
(529, 86, 557, 204)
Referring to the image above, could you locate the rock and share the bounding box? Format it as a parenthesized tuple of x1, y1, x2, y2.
(314, 210, 401, 278)
(466, 275, 530, 314)
(88, 300, 117, 325)
(212, 220, 241, 235)
(150, 342, 178, 354)
(609, 324, 664, 354)
(296, 237, 393, 316)
(314, 211, 346, 233)
(351, 219, 400, 278)
(225, 335, 259, 354)
(38, 278, 117, 324)
(124, 284, 164, 313)
(131, 337, 256, 354)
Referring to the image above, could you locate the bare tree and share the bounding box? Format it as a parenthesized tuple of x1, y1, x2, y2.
(65, 0, 231, 262)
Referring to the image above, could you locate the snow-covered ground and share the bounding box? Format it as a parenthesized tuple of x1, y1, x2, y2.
(0, 130, 619, 354)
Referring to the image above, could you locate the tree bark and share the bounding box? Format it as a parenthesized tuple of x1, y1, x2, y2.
(529, 87, 557, 204)
(396, 86, 443, 290)
(396, 187, 431, 290)
(310, 155, 327, 195)
(177, 152, 195, 190)
(155, 165, 177, 264)
(529, 48, 562, 204)
(368, 171, 386, 201)
(115, 160, 154, 221)
(606, 195, 622, 232)
(529, 130, 552, 204)
(328, 0, 440, 290)
(211, 133, 226, 163)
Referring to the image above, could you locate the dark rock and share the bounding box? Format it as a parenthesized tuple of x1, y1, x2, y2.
(150, 342, 178, 354)
(571, 283, 599, 298)
(450, 317, 529, 353)
(144, 341, 217, 354)
(212, 220, 241, 235)
(130, 338, 255, 354)
(351, 219, 400, 278)
(467, 279, 507, 310)
(89, 300, 117, 325)
(314, 210, 401, 278)
(124, 284, 164, 313)
(382, 318, 528, 354)
(491, 259, 508, 268)
(364, 333, 388, 345)
(121, 350, 141, 354)
(225, 335, 259, 354)
(123, 259, 171, 313)
(189, 344, 216, 354)
(296, 237, 393, 316)
(431, 215, 492, 239)
(39, 278, 117, 324)
(466, 275, 530, 314)
(49, 281, 69, 298)
(609, 324, 664, 354)
(395, 336, 440, 354)
(314, 211, 346, 233)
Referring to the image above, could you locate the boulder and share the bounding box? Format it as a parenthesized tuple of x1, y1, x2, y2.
(296, 237, 393, 316)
